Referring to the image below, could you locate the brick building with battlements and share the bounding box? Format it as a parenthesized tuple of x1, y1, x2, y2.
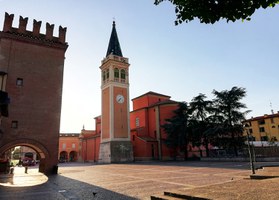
(0, 12, 68, 174)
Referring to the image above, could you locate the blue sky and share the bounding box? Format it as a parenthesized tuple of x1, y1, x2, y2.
(1, 0, 278, 133)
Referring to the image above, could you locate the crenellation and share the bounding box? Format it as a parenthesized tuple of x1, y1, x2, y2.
(3, 12, 14, 32)
(33, 19, 42, 36)
(45, 22, 54, 40)
(1, 13, 67, 48)
(58, 26, 67, 43)
(18, 16, 28, 33)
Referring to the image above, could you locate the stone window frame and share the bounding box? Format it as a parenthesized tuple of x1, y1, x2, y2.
(16, 78, 23, 86)
(11, 120, 18, 128)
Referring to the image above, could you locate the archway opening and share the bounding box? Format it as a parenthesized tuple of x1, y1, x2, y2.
(69, 151, 78, 162)
(59, 151, 68, 163)
(0, 144, 48, 187)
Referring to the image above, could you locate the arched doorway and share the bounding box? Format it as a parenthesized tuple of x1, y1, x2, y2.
(69, 151, 77, 162)
(0, 146, 38, 173)
(0, 144, 49, 187)
(59, 151, 68, 162)
(0, 139, 50, 174)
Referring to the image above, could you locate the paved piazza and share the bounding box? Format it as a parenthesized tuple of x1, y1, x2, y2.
(0, 161, 258, 199)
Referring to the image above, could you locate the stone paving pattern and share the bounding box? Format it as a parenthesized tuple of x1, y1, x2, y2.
(0, 161, 278, 199)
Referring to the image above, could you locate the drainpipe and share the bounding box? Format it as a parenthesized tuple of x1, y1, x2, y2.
(94, 137, 96, 162)
(155, 106, 162, 160)
(84, 140, 87, 162)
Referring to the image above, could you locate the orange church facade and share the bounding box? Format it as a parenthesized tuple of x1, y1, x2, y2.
(59, 91, 205, 162)
(130, 92, 179, 160)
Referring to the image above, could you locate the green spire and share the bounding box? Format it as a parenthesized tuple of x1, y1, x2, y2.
(106, 21, 123, 57)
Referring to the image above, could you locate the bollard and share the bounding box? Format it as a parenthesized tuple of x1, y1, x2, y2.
(52, 165, 58, 174)
(25, 166, 28, 173)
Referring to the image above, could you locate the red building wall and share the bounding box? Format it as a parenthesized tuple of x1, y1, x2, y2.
(59, 134, 79, 162)
(78, 129, 100, 162)
(130, 91, 179, 161)
(82, 137, 99, 162)
(132, 92, 170, 110)
(60, 91, 209, 162)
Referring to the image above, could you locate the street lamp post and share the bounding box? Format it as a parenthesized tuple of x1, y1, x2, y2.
(244, 124, 255, 174)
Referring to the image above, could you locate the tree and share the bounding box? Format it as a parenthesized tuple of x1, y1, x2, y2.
(154, 0, 279, 24)
(161, 102, 191, 160)
(211, 86, 250, 156)
(189, 93, 212, 157)
(12, 147, 21, 159)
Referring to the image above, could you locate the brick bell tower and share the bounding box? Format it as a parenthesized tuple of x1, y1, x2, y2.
(99, 21, 133, 163)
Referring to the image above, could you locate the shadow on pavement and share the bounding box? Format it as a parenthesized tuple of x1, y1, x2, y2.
(0, 174, 136, 200)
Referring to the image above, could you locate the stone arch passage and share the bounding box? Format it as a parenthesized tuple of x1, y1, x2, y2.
(0, 139, 50, 174)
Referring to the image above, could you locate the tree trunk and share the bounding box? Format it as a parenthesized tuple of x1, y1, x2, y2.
(184, 144, 188, 160)
(232, 132, 238, 156)
(172, 147, 177, 161)
(206, 143, 210, 157)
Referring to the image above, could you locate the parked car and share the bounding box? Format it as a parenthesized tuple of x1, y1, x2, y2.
(59, 158, 67, 163)
(22, 157, 36, 166)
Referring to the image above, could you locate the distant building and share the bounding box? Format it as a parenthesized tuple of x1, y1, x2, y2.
(58, 116, 101, 163)
(59, 133, 80, 162)
(243, 112, 279, 146)
(19, 146, 38, 161)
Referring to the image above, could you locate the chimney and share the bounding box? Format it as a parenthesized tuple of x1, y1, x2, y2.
(45, 22, 54, 40)
(33, 19, 42, 37)
(58, 26, 67, 43)
(18, 16, 28, 33)
(3, 12, 14, 32)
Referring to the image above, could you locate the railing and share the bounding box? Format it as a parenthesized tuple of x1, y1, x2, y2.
(207, 146, 279, 158)
(101, 54, 129, 64)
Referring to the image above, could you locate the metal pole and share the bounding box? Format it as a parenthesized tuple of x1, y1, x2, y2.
(251, 136, 256, 163)
(246, 129, 255, 174)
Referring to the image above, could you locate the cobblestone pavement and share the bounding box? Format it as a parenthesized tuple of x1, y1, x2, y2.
(0, 161, 278, 200)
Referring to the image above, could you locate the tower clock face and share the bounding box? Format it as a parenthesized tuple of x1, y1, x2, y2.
(116, 94, 124, 103)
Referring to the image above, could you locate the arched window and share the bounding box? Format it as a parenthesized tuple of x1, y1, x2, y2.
(121, 69, 125, 82)
(0, 71, 7, 91)
(114, 68, 119, 81)
(106, 69, 109, 79)
(102, 71, 106, 81)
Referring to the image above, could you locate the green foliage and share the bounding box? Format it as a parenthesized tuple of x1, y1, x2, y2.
(209, 87, 250, 155)
(154, 0, 279, 24)
(161, 102, 190, 159)
(188, 93, 213, 156)
(162, 86, 250, 158)
(212, 86, 250, 126)
(12, 148, 21, 159)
